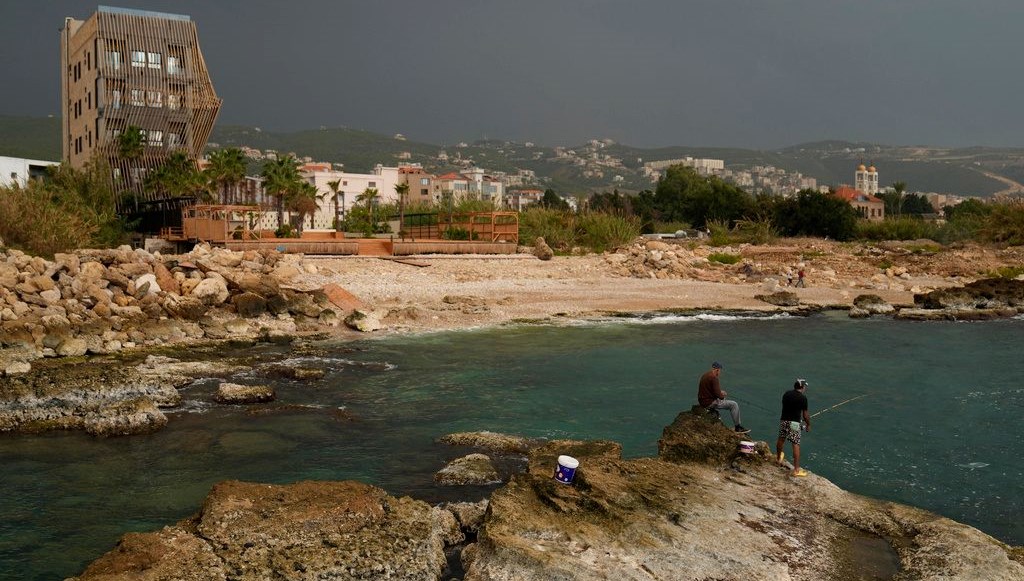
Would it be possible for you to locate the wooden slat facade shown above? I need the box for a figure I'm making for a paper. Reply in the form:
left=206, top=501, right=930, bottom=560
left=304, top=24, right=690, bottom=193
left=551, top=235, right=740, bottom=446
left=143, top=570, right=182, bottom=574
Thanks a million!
left=61, top=6, right=221, bottom=209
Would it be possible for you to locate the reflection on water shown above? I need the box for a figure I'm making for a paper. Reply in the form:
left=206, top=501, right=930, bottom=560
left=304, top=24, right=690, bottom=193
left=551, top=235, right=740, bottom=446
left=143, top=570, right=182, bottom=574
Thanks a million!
left=1, top=312, right=1022, bottom=580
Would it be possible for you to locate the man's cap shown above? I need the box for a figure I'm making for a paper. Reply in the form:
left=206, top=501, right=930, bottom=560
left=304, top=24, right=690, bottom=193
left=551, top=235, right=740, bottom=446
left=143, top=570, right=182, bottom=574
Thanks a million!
left=795, top=378, right=808, bottom=388
left=712, top=362, right=723, bottom=369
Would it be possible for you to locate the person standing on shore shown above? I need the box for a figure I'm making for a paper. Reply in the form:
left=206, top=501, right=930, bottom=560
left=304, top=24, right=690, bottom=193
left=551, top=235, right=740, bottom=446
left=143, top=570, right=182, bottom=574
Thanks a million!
left=697, top=362, right=749, bottom=434
left=795, top=267, right=806, bottom=288
left=776, top=378, right=811, bottom=477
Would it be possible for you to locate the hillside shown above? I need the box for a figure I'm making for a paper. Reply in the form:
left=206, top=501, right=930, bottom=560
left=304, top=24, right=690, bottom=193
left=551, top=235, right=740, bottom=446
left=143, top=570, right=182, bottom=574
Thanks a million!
left=2, top=115, right=1021, bottom=197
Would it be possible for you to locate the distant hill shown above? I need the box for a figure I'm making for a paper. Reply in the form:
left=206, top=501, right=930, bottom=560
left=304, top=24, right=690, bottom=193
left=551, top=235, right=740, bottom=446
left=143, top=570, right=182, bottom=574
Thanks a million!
left=0, top=115, right=61, bottom=161
left=2, top=115, right=1021, bottom=197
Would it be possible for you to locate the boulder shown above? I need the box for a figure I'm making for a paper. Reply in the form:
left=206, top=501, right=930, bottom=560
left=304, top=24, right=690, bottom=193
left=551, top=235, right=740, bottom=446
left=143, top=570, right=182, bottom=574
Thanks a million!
left=83, top=398, right=168, bottom=437
left=438, top=431, right=534, bottom=454
left=533, top=237, right=554, bottom=261
left=56, top=337, right=89, bottom=357
left=232, top=292, right=267, bottom=318
left=214, top=382, right=275, bottom=404
left=434, top=453, right=501, bottom=486
left=754, top=290, right=800, bottom=307
left=153, top=263, right=179, bottom=295
left=658, top=408, right=741, bottom=465
left=190, top=278, right=230, bottom=306
left=161, top=295, right=207, bottom=320
left=852, top=294, right=895, bottom=315
left=344, top=309, right=383, bottom=333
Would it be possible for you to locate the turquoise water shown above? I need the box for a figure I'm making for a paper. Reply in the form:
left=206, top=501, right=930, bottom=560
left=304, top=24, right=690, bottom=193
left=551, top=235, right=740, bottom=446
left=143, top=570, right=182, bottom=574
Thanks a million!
left=1, top=312, right=1022, bottom=580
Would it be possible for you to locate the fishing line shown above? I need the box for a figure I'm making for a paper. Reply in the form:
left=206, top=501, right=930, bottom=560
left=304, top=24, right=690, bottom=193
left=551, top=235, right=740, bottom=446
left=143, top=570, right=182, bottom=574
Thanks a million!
left=811, top=393, right=872, bottom=418
left=730, top=395, right=773, bottom=414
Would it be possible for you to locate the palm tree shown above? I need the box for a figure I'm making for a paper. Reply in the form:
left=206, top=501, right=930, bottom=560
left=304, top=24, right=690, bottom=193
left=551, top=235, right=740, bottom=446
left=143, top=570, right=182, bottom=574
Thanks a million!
left=356, top=187, right=380, bottom=235
left=287, top=181, right=320, bottom=235
left=117, top=125, right=144, bottom=160
left=891, top=181, right=907, bottom=219
left=260, top=155, right=303, bottom=229
left=327, top=179, right=342, bottom=231
left=204, top=148, right=246, bottom=204
left=145, top=151, right=203, bottom=199
left=394, top=181, right=410, bottom=239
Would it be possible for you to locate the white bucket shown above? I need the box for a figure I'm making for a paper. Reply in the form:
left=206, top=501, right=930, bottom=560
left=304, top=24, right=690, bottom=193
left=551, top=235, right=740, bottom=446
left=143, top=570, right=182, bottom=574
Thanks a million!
left=554, top=455, right=579, bottom=484
left=739, top=441, right=756, bottom=454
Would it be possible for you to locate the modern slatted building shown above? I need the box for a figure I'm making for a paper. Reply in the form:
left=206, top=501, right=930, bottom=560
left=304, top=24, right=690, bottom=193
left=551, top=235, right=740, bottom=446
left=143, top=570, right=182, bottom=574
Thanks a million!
left=60, top=6, right=221, bottom=206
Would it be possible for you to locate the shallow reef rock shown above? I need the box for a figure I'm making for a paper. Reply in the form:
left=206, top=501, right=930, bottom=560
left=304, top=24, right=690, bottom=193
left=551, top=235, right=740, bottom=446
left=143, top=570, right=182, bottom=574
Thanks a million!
left=213, top=382, right=275, bottom=405
left=71, top=413, right=1024, bottom=580
left=435, top=453, right=501, bottom=486
left=68, top=480, right=461, bottom=581
left=438, top=430, right=535, bottom=454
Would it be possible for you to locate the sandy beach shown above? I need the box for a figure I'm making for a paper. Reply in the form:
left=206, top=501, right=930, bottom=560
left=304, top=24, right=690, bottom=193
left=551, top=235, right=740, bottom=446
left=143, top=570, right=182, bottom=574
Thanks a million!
left=306, top=237, right=1022, bottom=333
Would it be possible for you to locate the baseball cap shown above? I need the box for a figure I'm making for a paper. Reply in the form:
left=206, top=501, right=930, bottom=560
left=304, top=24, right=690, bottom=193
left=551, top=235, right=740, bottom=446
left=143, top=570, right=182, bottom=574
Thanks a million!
left=712, top=362, right=723, bottom=369
left=795, top=378, right=808, bottom=388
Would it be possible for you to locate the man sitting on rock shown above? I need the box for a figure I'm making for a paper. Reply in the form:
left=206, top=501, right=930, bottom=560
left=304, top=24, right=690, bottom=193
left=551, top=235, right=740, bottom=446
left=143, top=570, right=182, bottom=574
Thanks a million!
left=697, top=361, right=749, bottom=434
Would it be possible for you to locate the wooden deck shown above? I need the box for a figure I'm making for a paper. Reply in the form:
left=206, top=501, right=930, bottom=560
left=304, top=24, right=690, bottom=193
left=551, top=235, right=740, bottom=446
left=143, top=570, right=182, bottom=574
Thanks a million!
left=223, top=237, right=517, bottom=256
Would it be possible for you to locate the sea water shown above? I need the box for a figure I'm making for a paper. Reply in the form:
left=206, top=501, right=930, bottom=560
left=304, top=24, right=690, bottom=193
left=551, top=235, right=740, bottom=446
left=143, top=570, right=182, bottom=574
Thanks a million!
left=1, top=311, right=1022, bottom=580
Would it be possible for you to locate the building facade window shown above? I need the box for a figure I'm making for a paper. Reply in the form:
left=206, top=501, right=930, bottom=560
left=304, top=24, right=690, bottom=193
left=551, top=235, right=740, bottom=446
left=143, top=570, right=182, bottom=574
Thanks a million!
left=131, top=50, right=146, bottom=68
left=167, top=132, right=180, bottom=148
left=107, top=50, right=122, bottom=70
left=111, top=89, right=121, bottom=109
left=420, top=178, right=429, bottom=185
left=146, top=90, right=163, bottom=108
left=166, top=55, right=182, bottom=75
left=148, top=130, right=163, bottom=146
left=130, top=89, right=144, bottom=106
left=166, top=94, right=180, bottom=110
left=147, top=52, right=161, bottom=69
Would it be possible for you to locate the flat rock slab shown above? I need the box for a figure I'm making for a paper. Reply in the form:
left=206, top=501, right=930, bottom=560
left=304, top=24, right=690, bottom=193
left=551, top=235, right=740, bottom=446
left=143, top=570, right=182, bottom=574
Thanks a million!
left=214, top=382, right=275, bottom=404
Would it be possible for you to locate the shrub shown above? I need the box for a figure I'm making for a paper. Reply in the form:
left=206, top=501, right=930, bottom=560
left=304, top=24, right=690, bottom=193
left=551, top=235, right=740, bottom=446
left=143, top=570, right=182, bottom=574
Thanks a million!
left=518, top=207, right=575, bottom=250
left=856, top=217, right=940, bottom=241
left=442, top=226, right=472, bottom=240
left=576, top=212, right=641, bottom=253
left=990, top=265, right=1024, bottom=279
left=0, top=159, right=129, bottom=257
left=708, top=252, right=741, bottom=265
left=732, top=216, right=777, bottom=245
left=706, top=219, right=732, bottom=246
left=274, top=223, right=296, bottom=238
left=978, top=199, right=1024, bottom=245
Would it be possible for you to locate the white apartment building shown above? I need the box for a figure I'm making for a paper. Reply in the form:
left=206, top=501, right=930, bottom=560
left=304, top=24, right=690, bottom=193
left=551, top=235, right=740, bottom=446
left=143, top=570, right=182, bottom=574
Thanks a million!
left=302, top=164, right=400, bottom=230
left=0, top=156, right=60, bottom=187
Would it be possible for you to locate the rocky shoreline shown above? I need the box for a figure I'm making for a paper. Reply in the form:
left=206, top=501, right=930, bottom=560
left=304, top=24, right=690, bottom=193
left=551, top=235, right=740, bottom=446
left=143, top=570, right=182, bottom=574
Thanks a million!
left=67, top=412, right=1024, bottom=580
left=3, top=238, right=1023, bottom=436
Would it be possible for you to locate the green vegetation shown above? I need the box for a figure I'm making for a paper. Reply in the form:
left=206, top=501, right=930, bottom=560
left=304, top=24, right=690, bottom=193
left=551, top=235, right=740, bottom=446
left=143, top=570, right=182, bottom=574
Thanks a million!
left=707, top=252, right=741, bottom=265
left=990, top=265, right=1024, bottom=279
left=0, top=160, right=130, bottom=256
left=518, top=206, right=640, bottom=253
left=855, top=217, right=941, bottom=242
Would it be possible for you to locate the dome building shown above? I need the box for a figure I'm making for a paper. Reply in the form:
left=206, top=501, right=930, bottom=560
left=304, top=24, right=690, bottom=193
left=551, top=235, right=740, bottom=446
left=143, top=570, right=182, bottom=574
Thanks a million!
left=855, top=163, right=880, bottom=195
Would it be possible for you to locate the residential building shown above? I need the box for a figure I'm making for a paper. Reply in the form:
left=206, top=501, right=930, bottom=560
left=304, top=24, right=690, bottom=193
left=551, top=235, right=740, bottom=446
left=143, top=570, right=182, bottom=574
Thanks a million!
left=302, top=164, right=400, bottom=230
left=60, top=6, right=221, bottom=203
left=834, top=185, right=885, bottom=220
left=0, top=156, right=60, bottom=188
left=398, top=165, right=439, bottom=206
left=505, top=188, right=544, bottom=211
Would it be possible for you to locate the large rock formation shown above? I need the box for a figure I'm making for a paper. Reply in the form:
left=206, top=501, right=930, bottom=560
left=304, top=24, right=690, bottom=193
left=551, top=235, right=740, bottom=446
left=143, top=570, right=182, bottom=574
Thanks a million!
left=68, top=480, right=462, bottom=581
left=462, top=412, right=1024, bottom=580
left=69, top=415, right=1024, bottom=580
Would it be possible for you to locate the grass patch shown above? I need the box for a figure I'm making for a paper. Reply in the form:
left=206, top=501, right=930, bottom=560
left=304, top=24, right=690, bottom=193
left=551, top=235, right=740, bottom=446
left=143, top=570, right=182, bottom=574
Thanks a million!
left=708, top=252, right=741, bottom=265
left=990, top=266, right=1024, bottom=279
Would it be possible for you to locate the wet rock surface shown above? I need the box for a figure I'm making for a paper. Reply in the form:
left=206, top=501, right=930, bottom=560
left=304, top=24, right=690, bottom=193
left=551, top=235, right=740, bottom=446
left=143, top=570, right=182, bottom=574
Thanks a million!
left=68, top=480, right=461, bottom=581
left=435, top=453, right=502, bottom=486
left=69, top=416, right=1024, bottom=580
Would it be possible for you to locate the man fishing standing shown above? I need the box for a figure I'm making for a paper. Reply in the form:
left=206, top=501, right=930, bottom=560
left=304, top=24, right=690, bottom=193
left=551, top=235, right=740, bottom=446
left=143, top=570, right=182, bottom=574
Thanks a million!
left=777, top=378, right=811, bottom=477
left=697, top=362, right=749, bottom=434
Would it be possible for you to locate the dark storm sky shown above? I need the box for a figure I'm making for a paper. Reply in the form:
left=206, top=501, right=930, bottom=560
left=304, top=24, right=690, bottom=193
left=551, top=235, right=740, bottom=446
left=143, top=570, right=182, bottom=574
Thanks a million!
left=2, top=0, right=1022, bottom=148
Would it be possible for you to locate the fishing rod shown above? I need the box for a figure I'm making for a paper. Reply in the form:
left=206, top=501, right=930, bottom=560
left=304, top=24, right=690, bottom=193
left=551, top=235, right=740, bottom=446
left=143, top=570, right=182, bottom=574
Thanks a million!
left=731, top=394, right=773, bottom=414
left=811, top=393, right=871, bottom=418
